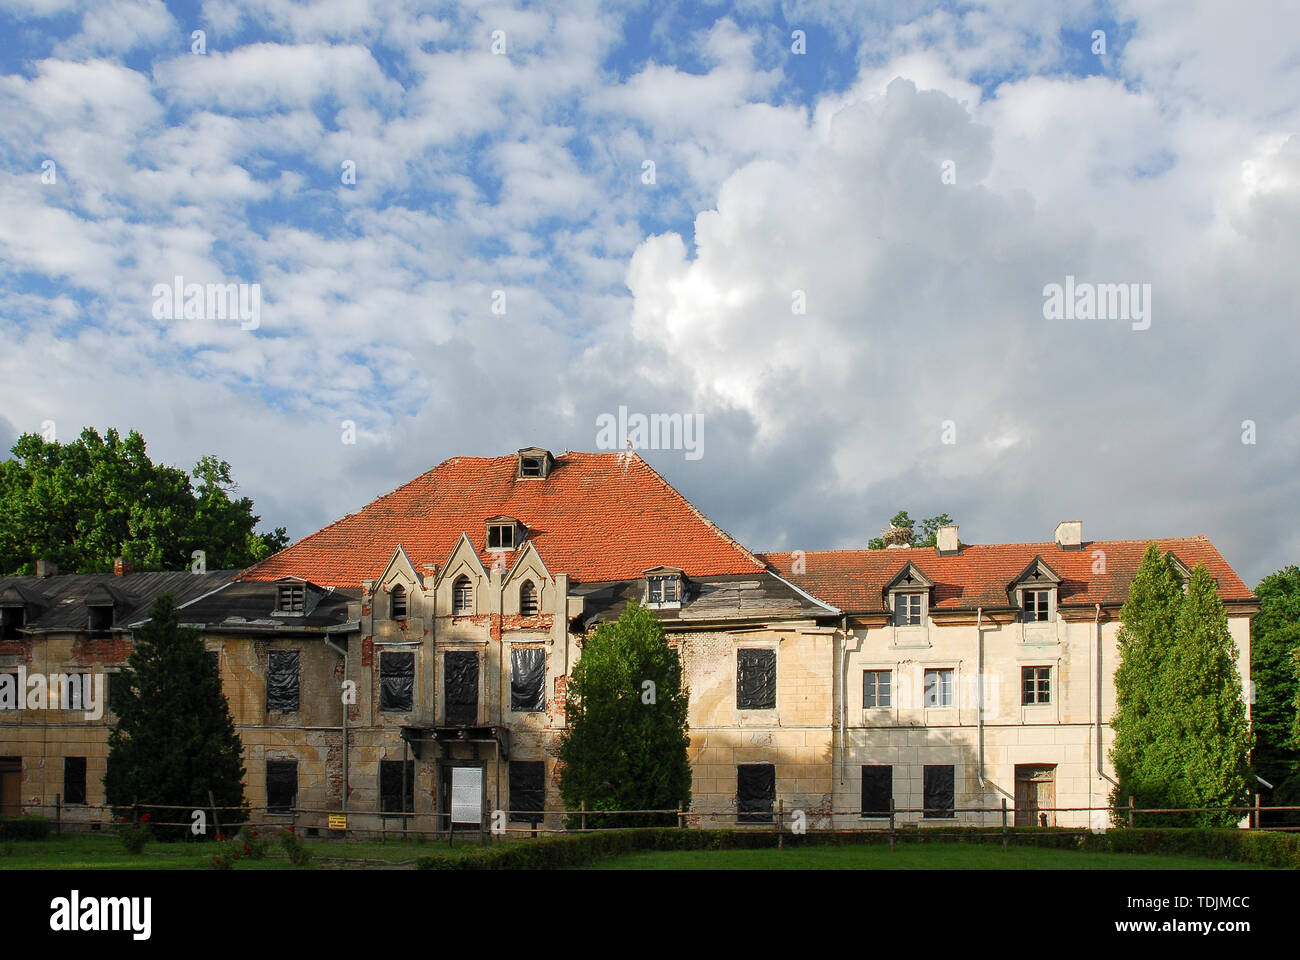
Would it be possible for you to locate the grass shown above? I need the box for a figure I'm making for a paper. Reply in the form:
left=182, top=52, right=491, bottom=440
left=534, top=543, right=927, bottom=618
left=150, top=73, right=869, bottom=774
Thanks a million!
left=586, top=844, right=1278, bottom=870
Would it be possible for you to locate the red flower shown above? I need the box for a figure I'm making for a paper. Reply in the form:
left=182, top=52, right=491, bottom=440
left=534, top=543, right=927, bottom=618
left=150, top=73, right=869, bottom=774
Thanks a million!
left=216, top=833, right=225, bottom=841
left=286, top=826, right=295, bottom=834
left=140, top=812, right=151, bottom=822
left=243, top=844, right=250, bottom=853
left=250, top=830, right=258, bottom=838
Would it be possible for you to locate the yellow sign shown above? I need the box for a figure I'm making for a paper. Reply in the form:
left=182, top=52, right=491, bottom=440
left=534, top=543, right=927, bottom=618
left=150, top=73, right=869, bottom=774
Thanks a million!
left=328, top=814, right=347, bottom=830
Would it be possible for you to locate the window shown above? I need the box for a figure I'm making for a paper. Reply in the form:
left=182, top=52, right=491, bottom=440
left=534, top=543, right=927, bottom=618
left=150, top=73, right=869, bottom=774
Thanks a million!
left=520, top=457, right=543, bottom=477
left=737, top=764, right=775, bottom=823
left=511, top=648, right=545, bottom=712
left=647, top=575, right=680, bottom=605
left=444, top=651, right=479, bottom=725
left=736, top=649, right=776, bottom=710
left=88, top=604, right=113, bottom=636
left=519, top=580, right=538, bottom=617
left=1022, top=666, right=1051, bottom=705
left=863, top=670, right=892, bottom=708
left=267, top=651, right=300, bottom=712
left=923, top=764, right=955, bottom=819
left=391, top=584, right=407, bottom=619
left=277, top=582, right=305, bottom=613
left=380, top=652, right=415, bottom=712
left=509, top=761, right=546, bottom=823
left=487, top=523, right=514, bottom=549
left=1022, top=589, right=1051, bottom=622
left=379, top=759, right=415, bottom=813
left=63, top=757, right=87, bottom=805
left=894, top=593, right=924, bottom=626
left=0, top=606, right=23, bottom=641
left=0, top=672, right=18, bottom=711
left=266, top=760, right=298, bottom=813
left=452, top=576, right=473, bottom=615
left=861, top=765, right=893, bottom=817
left=923, top=668, right=954, bottom=708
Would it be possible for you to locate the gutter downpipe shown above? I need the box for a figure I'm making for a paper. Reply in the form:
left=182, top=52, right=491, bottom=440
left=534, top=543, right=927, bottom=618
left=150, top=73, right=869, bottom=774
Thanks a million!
left=840, top=615, right=849, bottom=787
left=324, top=635, right=349, bottom=813
left=976, top=608, right=985, bottom=789
left=1095, top=603, right=1120, bottom=790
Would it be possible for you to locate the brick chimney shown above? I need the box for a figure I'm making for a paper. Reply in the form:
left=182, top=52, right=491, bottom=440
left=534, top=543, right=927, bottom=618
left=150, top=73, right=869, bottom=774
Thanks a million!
left=935, top=525, right=960, bottom=556
left=1054, top=521, right=1082, bottom=550
left=114, top=557, right=134, bottom=577
left=36, top=559, right=58, bottom=578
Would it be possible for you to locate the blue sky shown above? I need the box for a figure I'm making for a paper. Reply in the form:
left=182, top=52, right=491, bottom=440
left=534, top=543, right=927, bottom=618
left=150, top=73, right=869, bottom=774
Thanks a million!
left=1, top=0, right=1298, bottom=586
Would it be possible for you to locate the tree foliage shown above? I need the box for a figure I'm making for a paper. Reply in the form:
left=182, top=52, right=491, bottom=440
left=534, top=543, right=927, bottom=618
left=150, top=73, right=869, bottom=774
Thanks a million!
left=104, top=595, right=246, bottom=840
left=1250, top=567, right=1300, bottom=800
left=867, top=510, right=954, bottom=549
left=0, top=427, right=287, bottom=574
left=558, top=603, right=691, bottom=827
left=1110, top=544, right=1253, bottom=826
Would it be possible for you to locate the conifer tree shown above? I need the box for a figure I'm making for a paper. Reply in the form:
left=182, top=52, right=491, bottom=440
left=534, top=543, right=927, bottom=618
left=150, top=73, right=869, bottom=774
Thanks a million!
left=105, top=594, right=245, bottom=839
left=558, top=602, right=691, bottom=827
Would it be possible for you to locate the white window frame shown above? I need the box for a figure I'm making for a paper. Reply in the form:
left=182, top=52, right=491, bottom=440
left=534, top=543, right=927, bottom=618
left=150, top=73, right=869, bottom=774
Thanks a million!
left=863, top=669, right=892, bottom=709
left=923, top=667, right=955, bottom=708
left=1020, top=587, right=1054, bottom=623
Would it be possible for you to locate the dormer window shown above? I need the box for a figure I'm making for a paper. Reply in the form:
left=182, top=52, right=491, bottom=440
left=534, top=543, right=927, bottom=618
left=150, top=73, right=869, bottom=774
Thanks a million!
left=644, top=567, right=685, bottom=609
left=1022, top=589, right=1051, bottom=622
left=885, top=562, right=934, bottom=626
left=516, top=447, right=554, bottom=479
left=894, top=593, right=924, bottom=626
left=520, top=457, right=543, bottom=477
left=88, top=604, right=113, bottom=637
left=391, top=584, right=407, bottom=620
left=1010, top=557, right=1061, bottom=624
left=488, top=524, right=514, bottom=549
left=1, top=605, right=25, bottom=641
left=277, top=582, right=305, bottom=614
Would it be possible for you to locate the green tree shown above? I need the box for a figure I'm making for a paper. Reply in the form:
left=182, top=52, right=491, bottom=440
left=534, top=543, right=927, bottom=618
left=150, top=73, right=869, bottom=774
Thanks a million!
left=0, top=427, right=286, bottom=574
left=105, top=594, right=246, bottom=840
left=867, top=510, right=954, bottom=549
left=1251, top=566, right=1300, bottom=821
left=1110, top=545, right=1253, bottom=826
left=558, top=602, right=691, bottom=827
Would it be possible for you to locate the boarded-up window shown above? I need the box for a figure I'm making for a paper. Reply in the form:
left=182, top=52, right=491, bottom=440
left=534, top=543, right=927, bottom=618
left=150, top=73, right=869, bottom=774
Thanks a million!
left=923, top=764, right=955, bottom=819
left=736, top=649, right=776, bottom=710
left=511, top=649, right=545, bottom=712
left=379, top=759, right=414, bottom=813
left=277, top=582, right=305, bottom=613
left=266, top=760, right=298, bottom=812
left=63, top=756, right=87, bottom=805
left=737, top=763, right=775, bottom=823
left=861, top=765, right=892, bottom=817
left=453, top=576, right=473, bottom=615
left=444, top=651, right=478, bottom=725
left=509, top=760, right=546, bottom=822
left=380, top=652, right=415, bottom=712
left=519, top=580, right=538, bottom=616
left=267, top=651, right=300, bottom=712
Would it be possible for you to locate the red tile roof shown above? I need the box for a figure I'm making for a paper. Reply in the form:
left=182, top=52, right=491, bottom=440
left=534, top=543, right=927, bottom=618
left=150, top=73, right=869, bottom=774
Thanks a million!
left=759, top=538, right=1253, bottom=613
left=240, top=452, right=765, bottom=587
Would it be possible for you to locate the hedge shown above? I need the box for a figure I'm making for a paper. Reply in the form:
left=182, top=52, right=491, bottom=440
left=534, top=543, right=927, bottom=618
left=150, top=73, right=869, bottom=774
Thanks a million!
left=414, top=826, right=1300, bottom=870
left=0, top=815, right=51, bottom=841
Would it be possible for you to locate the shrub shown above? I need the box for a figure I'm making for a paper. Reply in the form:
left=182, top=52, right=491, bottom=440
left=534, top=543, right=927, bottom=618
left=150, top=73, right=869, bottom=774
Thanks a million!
left=238, top=826, right=269, bottom=860
left=280, top=826, right=312, bottom=866
left=117, top=813, right=152, bottom=854
left=0, top=815, right=50, bottom=841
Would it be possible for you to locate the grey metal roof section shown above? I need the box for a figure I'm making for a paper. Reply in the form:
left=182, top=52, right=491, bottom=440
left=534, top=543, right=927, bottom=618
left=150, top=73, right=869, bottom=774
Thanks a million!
left=178, top=579, right=360, bottom=632
left=0, top=570, right=241, bottom=633
left=574, top=572, right=830, bottom=629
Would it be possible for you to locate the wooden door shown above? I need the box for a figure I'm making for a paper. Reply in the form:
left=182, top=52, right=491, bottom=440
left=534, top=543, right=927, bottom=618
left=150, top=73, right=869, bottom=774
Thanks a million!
left=1014, top=764, right=1056, bottom=826
left=0, top=758, right=20, bottom=817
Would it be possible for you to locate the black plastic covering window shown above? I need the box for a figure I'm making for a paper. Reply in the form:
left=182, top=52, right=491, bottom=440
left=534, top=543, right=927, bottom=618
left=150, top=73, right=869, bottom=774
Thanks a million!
left=267, top=651, right=300, bottom=712
left=923, top=765, right=955, bottom=819
left=266, top=760, right=298, bottom=811
left=509, top=761, right=546, bottom=822
left=736, top=649, right=776, bottom=710
left=444, top=652, right=478, bottom=725
left=510, top=649, right=546, bottom=712
left=737, top=764, right=775, bottom=823
left=380, top=652, right=415, bottom=712
left=63, top=756, right=86, bottom=805
left=379, top=759, right=415, bottom=813
left=861, top=765, right=893, bottom=817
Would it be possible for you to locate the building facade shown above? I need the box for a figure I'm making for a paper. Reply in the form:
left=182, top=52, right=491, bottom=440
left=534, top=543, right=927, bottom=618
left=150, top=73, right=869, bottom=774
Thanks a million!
left=0, top=449, right=1257, bottom=832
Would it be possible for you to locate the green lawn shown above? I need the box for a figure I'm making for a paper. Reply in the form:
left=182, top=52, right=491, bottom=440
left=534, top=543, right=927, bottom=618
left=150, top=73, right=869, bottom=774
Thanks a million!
left=0, top=833, right=503, bottom=870
left=586, top=844, right=1276, bottom=870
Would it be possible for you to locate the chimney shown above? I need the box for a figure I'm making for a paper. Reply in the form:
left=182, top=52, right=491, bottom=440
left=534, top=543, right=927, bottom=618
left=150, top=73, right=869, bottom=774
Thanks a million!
left=935, top=525, right=959, bottom=556
left=36, top=559, right=58, bottom=578
left=114, top=557, right=134, bottom=577
left=1054, top=521, right=1082, bottom=550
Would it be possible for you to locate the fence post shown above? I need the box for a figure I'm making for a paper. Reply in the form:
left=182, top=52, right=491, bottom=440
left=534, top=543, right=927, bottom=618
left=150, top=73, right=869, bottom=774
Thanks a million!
left=1254, top=792, right=1261, bottom=830
left=777, top=798, right=784, bottom=850
left=1127, top=796, right=1134, bottom=829
left=889, top=798, right=895, bottom=852
left=677, top=802, right=683, bottom=829
left=208, top=789, right=221, bottom=839
left=55, top=794, right=62, bottom=836
left=580, top=800, right=586, bottom=832
left=1001, top=797, right=1008, bottom=852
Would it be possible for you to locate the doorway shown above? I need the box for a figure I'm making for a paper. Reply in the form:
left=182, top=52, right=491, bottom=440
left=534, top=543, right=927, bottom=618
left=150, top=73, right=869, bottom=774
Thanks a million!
left=1014, top=764, right=1056, bottom=826
left=0, top=757, right=21, bottom=817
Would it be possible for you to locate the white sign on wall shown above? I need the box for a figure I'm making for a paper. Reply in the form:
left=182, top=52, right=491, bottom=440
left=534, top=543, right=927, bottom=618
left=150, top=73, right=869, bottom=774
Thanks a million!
left=451, top=767, right=483, bottom=825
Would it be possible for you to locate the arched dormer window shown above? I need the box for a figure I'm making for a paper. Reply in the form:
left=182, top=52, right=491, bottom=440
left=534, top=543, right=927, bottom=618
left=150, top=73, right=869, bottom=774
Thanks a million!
left=391, top=584, right=407, bottom=620
left=520, top=580, right=538, bottom=616
left=453, top=576, right=473, bottom=615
